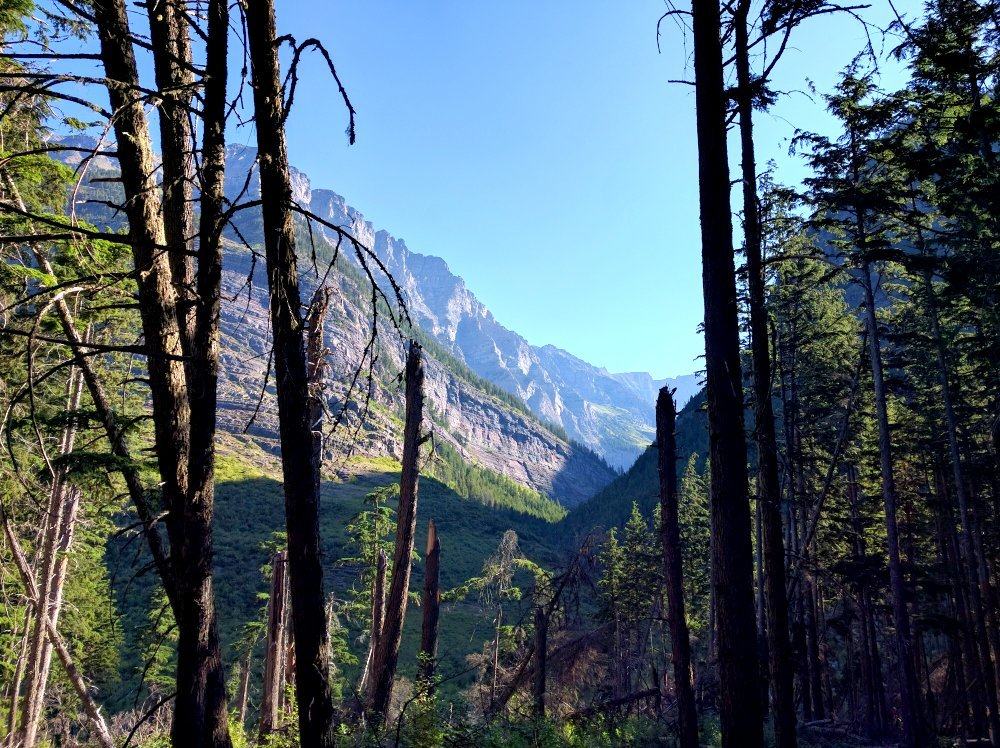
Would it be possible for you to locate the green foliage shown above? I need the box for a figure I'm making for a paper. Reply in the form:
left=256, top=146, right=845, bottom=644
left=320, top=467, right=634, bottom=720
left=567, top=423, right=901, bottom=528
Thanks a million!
left=597, top=505, right=660, bottom=630
left=559, top=389, right=708, bottom=538
left=677, top=455, right=711, bottom=635
left=136, top=587, right=177, bottom=696
left=397, top=680, right=446, bottom=748
left=427, top=439, right=566, bottom=522
left=447, top=715, right=675, bottom=747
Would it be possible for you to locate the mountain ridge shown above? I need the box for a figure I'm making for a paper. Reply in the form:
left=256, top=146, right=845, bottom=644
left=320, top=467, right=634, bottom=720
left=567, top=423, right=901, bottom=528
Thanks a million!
left=56, top=138, right=618, bottom=507
left=231, top=145, right=700, bottom=468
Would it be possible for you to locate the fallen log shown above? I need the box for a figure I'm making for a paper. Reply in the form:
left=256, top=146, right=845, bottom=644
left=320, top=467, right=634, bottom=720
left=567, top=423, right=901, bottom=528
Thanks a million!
left=566, top=687, right=660, bottom=722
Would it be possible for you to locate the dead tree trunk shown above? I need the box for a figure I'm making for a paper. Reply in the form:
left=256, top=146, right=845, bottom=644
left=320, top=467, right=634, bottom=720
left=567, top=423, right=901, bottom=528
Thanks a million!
left=20, top=364, right=84, bottom=748
left=1, top=511, right=114, bottom=748
left=533, top=606, right=547, bottom=719
left=91, top=3, right=232, bottom=744
left=655, top=388, right=699, bottom=748
left=360, top=549, right=388, bottom=697
left=419, top=519, right=441, bottom=685
left=369, top=341, right=425, bottom=723
left=259, top=550, right=289, bottom=739
left=6, top=614, right=31, bottom=739
left=244, top=1, right=336, bottom=742
left=691, top=0, right=763, bottom=741
left=236, top=651, right=252, bottom=727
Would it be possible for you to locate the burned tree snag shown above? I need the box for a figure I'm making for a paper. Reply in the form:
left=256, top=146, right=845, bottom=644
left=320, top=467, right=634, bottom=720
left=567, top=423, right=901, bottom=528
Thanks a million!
left=259, top=550, right=289, bottom=739
left=656, top=388, right=699, bottom=748
left=369, top=341, right=425, bottom=723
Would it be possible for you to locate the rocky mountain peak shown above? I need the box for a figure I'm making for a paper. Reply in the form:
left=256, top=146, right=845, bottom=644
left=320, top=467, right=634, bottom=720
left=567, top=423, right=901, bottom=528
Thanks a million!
left=215, top=143, right=698, bottom=469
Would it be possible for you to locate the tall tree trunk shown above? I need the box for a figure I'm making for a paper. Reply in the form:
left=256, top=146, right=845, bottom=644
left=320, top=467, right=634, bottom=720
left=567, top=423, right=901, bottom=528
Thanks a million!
left=754, top=499, right=771, bottom=722
left=733, top=4, right=797, bottom=744
left=791, top=505, right=813, bottom=723
left=798, top=471, right=824, bottom=724
left=369, top=341, right=425, bottom=723
left=690, top=0, right=763, bottom=741
left=656, top=388, right=700, bottom=748
left=932, top=468, right=987, bottom=739
left=804, top=581, right=825, bottom=720
left=90, top=2, right=231, bottom=744
left=244, top=1, right=336, bottom=742
left=858, top=260, right=923, bottom=746
left=847, top=464, right=886, bottom=738
left=147, top=0, right=195, bottom=355
left=419, top=520, right=441, bottom=685
left=181, top=0, right=233, bottom=740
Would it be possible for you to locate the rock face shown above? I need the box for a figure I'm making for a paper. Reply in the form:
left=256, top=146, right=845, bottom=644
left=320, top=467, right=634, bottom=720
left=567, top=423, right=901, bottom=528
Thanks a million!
left=223, top=146, right=699, bottom=469
left=215, top=235, right=613, bottom=507
left=55, top=138, right=692, bottom=506
left=55, top=138, right=616, bottom=507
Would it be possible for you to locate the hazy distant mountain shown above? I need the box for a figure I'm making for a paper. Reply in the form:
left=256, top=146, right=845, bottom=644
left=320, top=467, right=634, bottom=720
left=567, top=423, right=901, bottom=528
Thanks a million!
left=245, top=149, right=699, bottom=468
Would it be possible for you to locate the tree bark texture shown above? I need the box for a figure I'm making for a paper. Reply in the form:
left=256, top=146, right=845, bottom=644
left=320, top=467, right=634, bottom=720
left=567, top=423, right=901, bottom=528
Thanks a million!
left=245, top=1, right=337, bottom=741
left=691, top=0, right=764, bottom=741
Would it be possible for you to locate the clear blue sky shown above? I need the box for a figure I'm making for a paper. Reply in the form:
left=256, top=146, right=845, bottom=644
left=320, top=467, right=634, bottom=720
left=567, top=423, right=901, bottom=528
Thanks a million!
left=244, top=1, right=914, bottom=379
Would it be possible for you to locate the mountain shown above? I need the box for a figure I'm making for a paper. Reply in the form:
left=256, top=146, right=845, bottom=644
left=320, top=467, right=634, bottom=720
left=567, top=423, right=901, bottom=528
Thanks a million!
left=58, top=139, right=617, bottom=508
left=222, top=147, right=699, bottom=469
left=558, top=389, right=708, bottom=541
left=213, top=236, right=615, bottom=507
left=54, top=136, right=710, bottom=709
left=60, top=137, right=697, bottom=471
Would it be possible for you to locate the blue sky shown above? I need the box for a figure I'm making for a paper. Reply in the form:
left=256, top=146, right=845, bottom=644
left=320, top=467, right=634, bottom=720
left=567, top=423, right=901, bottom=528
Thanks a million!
left=237, top=1, right=914, bottom=379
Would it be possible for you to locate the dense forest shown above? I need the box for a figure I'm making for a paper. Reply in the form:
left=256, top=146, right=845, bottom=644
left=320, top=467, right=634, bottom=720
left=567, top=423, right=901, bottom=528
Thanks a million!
left=2, top=0, right=1000, bottom=746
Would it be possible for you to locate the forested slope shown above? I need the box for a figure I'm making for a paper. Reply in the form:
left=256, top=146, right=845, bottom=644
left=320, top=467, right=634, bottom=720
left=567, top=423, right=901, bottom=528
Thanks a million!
left=558, top=390, right=708, bottom=539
